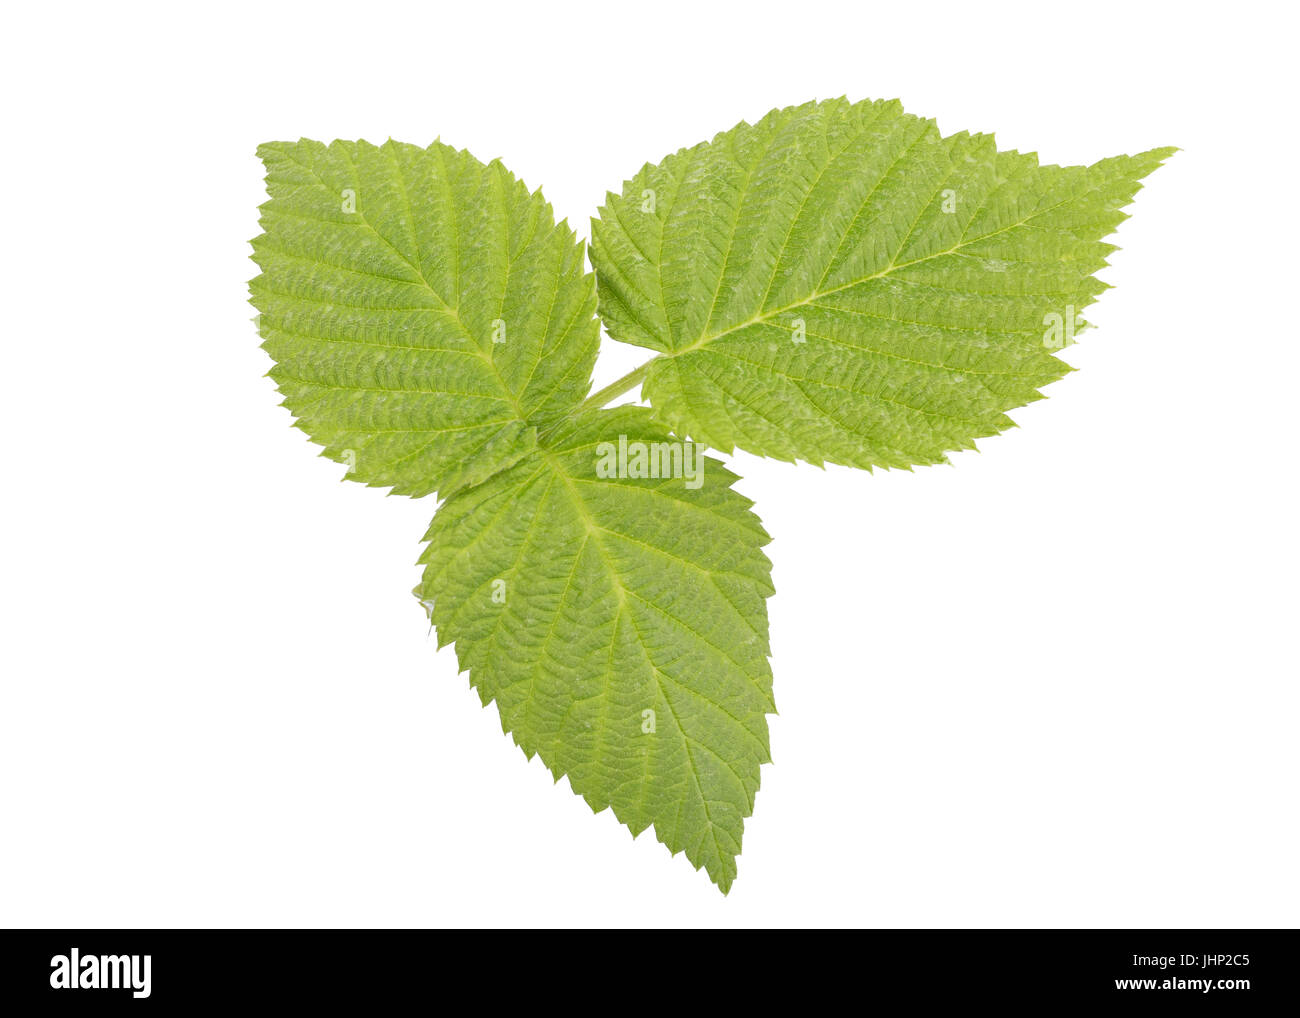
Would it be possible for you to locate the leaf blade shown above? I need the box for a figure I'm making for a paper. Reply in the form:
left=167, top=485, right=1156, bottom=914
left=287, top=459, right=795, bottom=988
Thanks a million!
left=591, top=99, right=1174, bottom=467
left=251, top=139, right=599, bottom=497
left=418, top=405, right=774, bottom=891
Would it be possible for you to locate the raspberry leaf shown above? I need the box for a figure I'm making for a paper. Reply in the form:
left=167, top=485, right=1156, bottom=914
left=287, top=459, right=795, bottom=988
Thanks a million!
left=591, top=98, right=1174, bottom=468
left=418, top=405, right=774, bottom=892
left=252, top=139, right=598, bottom=497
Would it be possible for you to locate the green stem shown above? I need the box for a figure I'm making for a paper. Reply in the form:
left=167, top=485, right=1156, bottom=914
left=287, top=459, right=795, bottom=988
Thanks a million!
left=577, top=361, right=652, bottom=413
left=537, top=357, right=658, bottom=443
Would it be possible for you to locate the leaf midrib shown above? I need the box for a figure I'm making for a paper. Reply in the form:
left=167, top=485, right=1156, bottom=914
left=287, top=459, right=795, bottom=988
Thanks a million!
left=667, top=195, right=1073, bottom=363
left=537, top=445, right=768, bottom=878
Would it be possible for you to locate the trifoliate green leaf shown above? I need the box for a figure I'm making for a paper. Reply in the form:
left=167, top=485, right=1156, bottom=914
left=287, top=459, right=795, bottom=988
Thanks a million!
left=251, top=139, right=598, bottom=497
left=591, top=98, right=1174, bottom=468
left=418, top=405, right=774, bottom=892
left=250, top=110, right=1170, bottom=895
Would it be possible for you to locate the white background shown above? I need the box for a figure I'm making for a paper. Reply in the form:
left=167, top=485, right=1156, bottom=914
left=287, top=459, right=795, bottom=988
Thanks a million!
left=3, top=1, right=1296, bottom=929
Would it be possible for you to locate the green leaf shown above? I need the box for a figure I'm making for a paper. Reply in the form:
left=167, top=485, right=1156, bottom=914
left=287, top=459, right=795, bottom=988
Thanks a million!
left=417, top=405, right=774, bottom=892
left=251, top=139, right=599, bottom=497
left=249, top=111, right=1170, bottom=894
left=590, top=98, right=1174, bottom=468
